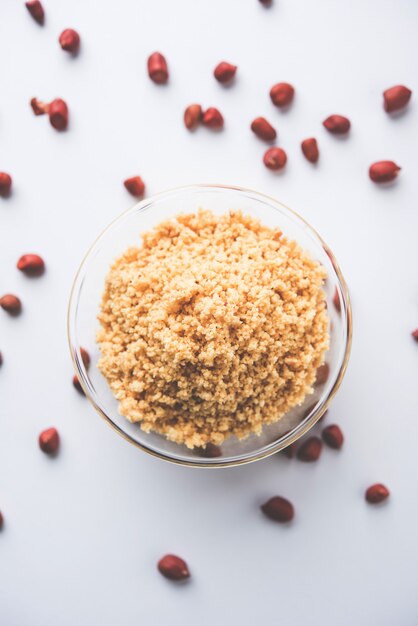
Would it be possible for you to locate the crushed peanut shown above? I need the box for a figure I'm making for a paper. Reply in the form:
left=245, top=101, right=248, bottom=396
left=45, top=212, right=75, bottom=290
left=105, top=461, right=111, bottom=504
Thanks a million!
left=97, top=210, right=329, bottom=448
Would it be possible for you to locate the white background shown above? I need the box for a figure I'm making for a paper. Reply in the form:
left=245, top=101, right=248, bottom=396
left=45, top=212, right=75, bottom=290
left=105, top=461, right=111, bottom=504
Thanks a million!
left=1, top=0, right=418, bottom=624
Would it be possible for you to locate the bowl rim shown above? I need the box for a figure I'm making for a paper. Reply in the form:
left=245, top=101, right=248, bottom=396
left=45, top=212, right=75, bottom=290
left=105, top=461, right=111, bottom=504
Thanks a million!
left=67, top=183, right=352, bottom=468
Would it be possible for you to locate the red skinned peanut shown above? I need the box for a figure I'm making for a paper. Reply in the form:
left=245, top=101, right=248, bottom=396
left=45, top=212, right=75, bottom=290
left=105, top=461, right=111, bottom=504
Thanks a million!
left=202, top=107, right=224, bottom=129
left=270, top=83, right=294, bottom=107
left=365, top=483, right=390, bottom=504
left=369, top=161, right=400, bottom=183
left=316, top=363, right=329, bottom=385
left=261, top=496, right=294, bottom=522
left=17, top=254, right=45, bottom=276
left=25, top=0, right=44, bottom=24
left=214, top=62, right=237, bottom=84
left=48, top=99, right=68, bottom=130
left=184, top=104, right=202, bottom=130
left=39, top=427, right=59, bottom=454
left=301, top=138, right=319, bottom=163
left=383, top=85, right=412, bottom=113
left=73, top=375, right=85, bottom=395
left=297, top=436, right=322, bottom=462
left=263, top=147, right=287, bottom=170
left=323, top=115, right=350, bottom=134
left=322, top=424, right=344, bottom=449
left=0, top=295, right=22, bottom=316
left=333, top=288, right=341, bottom=312
left=30, top=97, right=48, bottom=116
left=0, top=173, right=12, bottom=196
left=147, top=52, right=168, bottom=84
left=158, top=555, right=190, bottom=581
left=251, top=117, right=276, bottom=141
left=59, top=29, right=80, bottom=53
left=124, top=176, right=145, bottom=198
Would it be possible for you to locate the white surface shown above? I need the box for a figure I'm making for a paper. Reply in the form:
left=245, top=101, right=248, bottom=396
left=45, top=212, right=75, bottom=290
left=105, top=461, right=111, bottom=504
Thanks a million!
left=0, top=0, right=417, bottom=624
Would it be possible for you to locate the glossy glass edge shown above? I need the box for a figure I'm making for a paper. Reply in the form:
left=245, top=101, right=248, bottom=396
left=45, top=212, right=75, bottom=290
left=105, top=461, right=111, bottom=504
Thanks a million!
left=67, top=183, right=353, bottom=468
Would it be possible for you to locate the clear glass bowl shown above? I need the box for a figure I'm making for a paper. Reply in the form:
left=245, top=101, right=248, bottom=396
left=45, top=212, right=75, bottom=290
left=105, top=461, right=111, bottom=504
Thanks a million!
left=68, top=185, right=352, bottom=467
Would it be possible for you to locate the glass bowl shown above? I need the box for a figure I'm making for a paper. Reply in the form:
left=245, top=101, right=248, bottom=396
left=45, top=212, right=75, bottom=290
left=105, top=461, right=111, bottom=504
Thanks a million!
left=68, top=184, right=352, bottom=468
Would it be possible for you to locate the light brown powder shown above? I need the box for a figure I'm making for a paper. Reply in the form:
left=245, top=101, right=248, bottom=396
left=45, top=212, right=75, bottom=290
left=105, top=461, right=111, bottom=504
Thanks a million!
left=97, top=210, right=329, bottom=448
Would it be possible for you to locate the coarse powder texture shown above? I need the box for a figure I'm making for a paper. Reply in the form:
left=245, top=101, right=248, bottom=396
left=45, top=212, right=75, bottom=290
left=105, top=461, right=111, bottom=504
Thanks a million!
left=97, top=210, right=329, bottom=448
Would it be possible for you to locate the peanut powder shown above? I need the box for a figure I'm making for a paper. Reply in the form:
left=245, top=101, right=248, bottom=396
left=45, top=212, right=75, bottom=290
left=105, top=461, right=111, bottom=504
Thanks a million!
left=97, top=210, right=329, bottom=448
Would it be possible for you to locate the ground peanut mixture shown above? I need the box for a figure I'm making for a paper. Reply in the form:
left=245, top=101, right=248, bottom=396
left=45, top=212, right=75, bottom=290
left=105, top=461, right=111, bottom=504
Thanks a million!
left=97, top=210, right=329, bottom=448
